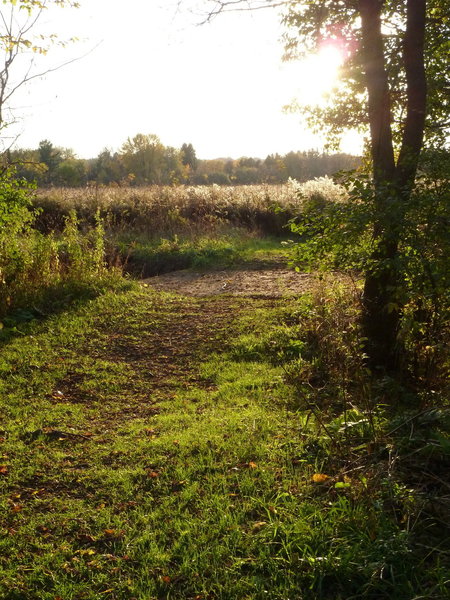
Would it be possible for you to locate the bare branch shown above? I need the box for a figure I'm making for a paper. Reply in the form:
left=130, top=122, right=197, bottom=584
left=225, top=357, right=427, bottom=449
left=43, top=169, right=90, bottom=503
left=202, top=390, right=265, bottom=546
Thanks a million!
left=2, top=42, right=101, bottom=110
left=199, top=0, right=288, bottom=24
left=0, top=2, right=85, bottom=133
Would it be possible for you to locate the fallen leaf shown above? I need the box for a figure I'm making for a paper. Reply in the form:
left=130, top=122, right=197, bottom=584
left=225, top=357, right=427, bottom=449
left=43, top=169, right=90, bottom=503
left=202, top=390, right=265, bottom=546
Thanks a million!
left=161, top=575, right=171, bottom=584
left=248, top=461, right=257, bottom=469
left=0, top=465, right=8, bottom=475
left=312, top=473, right=330, bottom=483
left=147, top=470, right=159, bottom=479
left=37, top=526, right=49, bottom=534
left=251, top=521, right=267, bottom=531
left=104, top=529, right=124, bottom=539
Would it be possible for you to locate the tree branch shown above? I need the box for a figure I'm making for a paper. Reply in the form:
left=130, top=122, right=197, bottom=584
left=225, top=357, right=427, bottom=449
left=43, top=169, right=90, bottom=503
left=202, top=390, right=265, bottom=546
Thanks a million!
left=199, top=0, right=288, bottom=24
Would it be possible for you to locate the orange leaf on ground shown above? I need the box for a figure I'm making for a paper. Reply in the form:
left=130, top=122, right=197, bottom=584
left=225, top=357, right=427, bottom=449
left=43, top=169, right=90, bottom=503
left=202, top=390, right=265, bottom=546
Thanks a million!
left=0, top=465, right=8, bottom=475
left=248, top=461, right=257, bottom=469
left=312, top=473, right=330, bottom=483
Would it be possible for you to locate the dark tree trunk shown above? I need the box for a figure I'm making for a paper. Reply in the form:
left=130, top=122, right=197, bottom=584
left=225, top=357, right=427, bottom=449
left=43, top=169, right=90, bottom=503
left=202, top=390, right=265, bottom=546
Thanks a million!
left=359, top=0, right=396, bottom=185
left=396, top=0, right=427, bottom=193
left=359, top=0, right=400, bottom=370
left=359, top=0, right=427, bottom=372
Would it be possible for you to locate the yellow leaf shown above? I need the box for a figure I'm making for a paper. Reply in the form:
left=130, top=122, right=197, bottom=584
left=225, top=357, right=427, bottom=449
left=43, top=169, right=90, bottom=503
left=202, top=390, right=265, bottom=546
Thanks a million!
left=312, top=473, right=329, bottom=483
left=252, top=521, right=267, bottom=531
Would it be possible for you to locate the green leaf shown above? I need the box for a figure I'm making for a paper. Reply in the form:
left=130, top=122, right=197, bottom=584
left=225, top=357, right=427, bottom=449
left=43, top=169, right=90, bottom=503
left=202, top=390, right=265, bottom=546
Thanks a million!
left=334, top=481, right=351, bottom=489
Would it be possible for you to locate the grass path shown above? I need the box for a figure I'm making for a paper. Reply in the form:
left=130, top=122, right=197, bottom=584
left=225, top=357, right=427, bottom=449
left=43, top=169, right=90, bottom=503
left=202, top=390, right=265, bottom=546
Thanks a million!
left=0, top=288, right=300, bottom=599
left=0, top=285, right=447, bottom=599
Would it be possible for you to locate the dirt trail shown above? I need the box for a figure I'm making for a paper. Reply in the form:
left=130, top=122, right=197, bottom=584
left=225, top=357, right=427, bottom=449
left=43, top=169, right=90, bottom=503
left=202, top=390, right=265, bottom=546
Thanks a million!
left=142, top=264, right=317, bottom=298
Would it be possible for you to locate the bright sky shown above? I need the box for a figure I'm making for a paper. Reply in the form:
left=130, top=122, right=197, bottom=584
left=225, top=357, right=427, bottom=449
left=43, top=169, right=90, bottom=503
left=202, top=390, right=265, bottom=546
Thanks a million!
left=8, top=0, right=363, bottom=159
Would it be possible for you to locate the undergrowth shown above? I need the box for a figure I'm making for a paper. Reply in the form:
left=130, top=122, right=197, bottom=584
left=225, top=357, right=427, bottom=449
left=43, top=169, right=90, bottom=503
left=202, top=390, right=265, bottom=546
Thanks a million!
left=0, top=207, right=125, bottom=322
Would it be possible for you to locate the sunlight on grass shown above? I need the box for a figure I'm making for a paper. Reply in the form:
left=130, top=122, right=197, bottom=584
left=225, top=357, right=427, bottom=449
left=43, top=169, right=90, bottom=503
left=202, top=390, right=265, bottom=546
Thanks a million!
left=0, top=285, right=447, bottom=598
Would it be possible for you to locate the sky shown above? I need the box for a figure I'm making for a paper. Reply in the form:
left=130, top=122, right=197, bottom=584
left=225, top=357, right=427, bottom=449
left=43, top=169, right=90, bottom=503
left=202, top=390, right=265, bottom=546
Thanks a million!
left=6, top=0, right=363, bottom=160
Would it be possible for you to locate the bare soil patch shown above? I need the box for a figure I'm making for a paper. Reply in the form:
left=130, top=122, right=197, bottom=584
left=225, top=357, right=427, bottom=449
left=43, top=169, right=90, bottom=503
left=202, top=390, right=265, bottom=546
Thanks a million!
left=142, top=265, right=316, bottom=298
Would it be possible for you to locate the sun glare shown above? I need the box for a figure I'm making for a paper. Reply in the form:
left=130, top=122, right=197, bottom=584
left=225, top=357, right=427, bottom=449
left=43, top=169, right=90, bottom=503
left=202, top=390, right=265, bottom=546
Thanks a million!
left=287, top=44, right=345, bottom=106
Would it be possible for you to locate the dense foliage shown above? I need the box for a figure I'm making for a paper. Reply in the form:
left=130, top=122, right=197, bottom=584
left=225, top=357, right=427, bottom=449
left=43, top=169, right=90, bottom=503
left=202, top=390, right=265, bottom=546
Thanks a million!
left=289, top=150, right=449, bottom=385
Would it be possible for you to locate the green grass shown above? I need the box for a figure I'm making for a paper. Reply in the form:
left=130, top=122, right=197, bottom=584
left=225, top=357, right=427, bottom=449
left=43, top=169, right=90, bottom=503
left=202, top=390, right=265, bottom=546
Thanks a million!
left=117, top=231, right=293, bottom=277
left=0, top=286, right=448, bottom=599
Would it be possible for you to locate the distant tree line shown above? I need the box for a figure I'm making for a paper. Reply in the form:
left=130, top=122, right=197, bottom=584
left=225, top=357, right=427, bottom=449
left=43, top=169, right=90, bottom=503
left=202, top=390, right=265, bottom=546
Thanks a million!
left=8, top=133, right=361, bottom=187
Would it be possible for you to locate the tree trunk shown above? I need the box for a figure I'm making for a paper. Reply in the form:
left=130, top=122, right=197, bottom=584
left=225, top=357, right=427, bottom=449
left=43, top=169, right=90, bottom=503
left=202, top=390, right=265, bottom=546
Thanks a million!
left=359, top=0, right=427, bottom=372
left=359, top=0, right=400, bottom=370
left=396, top=0, right=427, bottom=193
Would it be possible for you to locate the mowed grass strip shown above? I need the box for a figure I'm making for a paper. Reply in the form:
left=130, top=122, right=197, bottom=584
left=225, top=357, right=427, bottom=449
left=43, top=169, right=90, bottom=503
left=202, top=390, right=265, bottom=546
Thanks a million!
left=0, top=287, right=438, bottom=600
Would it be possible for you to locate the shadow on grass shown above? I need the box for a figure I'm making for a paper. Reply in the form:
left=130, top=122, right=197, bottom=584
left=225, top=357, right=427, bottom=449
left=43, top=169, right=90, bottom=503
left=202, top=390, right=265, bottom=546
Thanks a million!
left=0, top=277, right=135, bottom=345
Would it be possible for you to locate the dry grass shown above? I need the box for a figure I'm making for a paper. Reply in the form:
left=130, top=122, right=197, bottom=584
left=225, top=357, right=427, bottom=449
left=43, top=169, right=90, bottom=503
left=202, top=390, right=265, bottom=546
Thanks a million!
left=33, top=179, right=348, bottom=236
